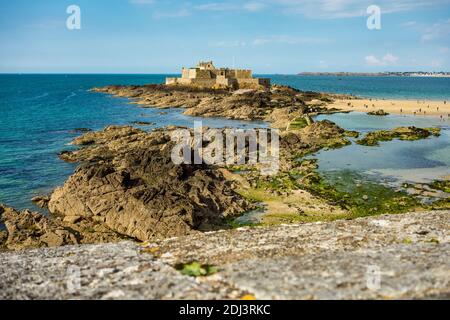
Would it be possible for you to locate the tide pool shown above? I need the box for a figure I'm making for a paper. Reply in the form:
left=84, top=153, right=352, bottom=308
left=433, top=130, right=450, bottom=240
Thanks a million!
left=313, top=112, right=450, bottom=186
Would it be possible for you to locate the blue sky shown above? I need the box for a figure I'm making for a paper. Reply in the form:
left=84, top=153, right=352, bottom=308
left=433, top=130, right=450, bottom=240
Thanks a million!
left=0, top=0, right=449, bottom=73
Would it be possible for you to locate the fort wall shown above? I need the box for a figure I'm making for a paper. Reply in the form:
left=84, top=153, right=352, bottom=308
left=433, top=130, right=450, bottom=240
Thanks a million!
left=166, top=61, right=270, bottom=89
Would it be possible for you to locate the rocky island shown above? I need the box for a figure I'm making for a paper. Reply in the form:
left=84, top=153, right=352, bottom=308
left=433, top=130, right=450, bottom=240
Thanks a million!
left=0, top=63, right=448, bottom=300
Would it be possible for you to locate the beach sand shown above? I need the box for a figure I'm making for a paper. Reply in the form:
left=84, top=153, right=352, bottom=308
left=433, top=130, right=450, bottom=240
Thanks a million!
left=327, top=98, right=450, bottom=118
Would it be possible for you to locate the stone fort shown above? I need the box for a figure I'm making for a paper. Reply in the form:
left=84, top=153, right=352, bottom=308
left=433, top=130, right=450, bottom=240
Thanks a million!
left=166, top=61, right=270, bottom=89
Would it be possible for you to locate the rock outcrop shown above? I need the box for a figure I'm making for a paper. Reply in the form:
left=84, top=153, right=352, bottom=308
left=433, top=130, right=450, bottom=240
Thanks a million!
left=0, top=204, right=125, bottom=251
left=0, top=204, right=78, bottom=250
left=48, top=126, right=251, bottom=242
left=281, top=120, right=353, bottom=160
left=91, top=84, right=345, bottom=128
left=2, top=120, right=356, bottom=250
left=356, top=126, right=441, bottom=146
left=368, top=109, right=389, bottom=116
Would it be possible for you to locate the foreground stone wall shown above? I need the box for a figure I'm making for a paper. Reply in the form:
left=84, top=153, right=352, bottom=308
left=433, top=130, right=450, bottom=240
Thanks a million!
left=0, top=210, right=448, bottom=299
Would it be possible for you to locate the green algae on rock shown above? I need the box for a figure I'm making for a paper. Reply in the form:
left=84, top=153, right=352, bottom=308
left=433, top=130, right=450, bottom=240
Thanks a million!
left=175, top=262, right=219, bottom=277
left=300, top=170, right=422, bottom=218
left=367, top=109, right=389, bottom=116
left=429, top=180, right=450, bottom=193
left=356, top=126, right=441, bottom=146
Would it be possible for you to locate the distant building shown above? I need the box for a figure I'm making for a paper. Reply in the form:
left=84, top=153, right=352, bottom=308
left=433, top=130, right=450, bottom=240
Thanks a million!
left=166, top=61, right=270, bottom=89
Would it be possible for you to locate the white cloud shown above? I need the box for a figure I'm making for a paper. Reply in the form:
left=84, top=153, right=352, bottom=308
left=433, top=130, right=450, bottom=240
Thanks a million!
left=268, top=0, right=450, bottom=19
left=129, top=0, right=155, bottom=5
left=211, top=40, right=248, bottom=47
left=401, top=21, right=416, bottom=27
left=243, top=2, right=267, bottom=11
left=195, top=1, right=267, bottom=12
left=251, top=35, right=331, bottom=45
left=382, top=53, right=399, bottom=64
left=153, top=9, right=190, bottom=19
left=210, top=35, right=330, bottom=47
left=421, top=19, right=450, bottom=42
left=430, top=59, right=442, bottom=68
left=365, top=55, right=384, bottom=66
left=365, top=53, right=399, bottom=66
left=195, top=3, right=236, bottom=11
left=137, top=0, right=450, bottom=20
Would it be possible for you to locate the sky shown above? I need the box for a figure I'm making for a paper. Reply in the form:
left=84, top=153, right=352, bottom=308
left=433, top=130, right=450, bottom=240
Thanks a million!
left=0, top=0, right=449, bottom=74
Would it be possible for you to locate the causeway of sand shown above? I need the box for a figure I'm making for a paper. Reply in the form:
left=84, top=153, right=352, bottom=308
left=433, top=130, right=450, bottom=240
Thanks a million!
left=327, top=98, right=450, bottom=117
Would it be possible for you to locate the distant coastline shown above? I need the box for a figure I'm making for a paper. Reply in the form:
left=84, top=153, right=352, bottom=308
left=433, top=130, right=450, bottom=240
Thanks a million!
left=298, top=72, right=450, bottom=78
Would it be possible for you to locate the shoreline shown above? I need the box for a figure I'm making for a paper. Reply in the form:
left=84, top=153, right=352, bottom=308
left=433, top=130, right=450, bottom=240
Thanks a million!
left=326, top=97, right=450, bottom=117
left=1, top=83, right=449, bottom=252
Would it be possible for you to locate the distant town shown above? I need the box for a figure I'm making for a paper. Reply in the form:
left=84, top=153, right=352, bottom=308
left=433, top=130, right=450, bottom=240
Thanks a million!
left=298, top=71, right=450, bottom=77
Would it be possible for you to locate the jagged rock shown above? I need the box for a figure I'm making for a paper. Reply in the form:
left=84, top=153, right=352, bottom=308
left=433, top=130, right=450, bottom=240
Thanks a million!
left=0, top=204, right=78, bottom=250
left=131, top=121, right=155, bottom=126
left=0, top=204, right=128, bottom=251
left=356, top=126, right=441, bottom=146
left=31, top=195, right=50, bottom=208
left=63, top=215, right=82, bottom=224
left=72, top=128, right=92, bottom=133
left=280, top=120, right=351, bottom=162
left=48, top=126, right=251, bottom=242
left=91, top=84, right=344, bottom=126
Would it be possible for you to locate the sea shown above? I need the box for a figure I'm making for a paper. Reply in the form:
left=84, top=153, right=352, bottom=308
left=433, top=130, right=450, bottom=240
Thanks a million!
left=0, top=74, right=449, bottom=211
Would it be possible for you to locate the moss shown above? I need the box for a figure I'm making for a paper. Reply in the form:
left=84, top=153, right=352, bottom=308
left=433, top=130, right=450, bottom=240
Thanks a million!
left=227, top=218, right=259, bottom=229
left=402, top=238, right=413, bottom=244
left=77, top=139, right=95, bottom=146
left=0, top=231, right=7, bottom=248
left=238, top=188, right=279, bottom=203
left=254, top=174, right=298, bottom=192
left=425, top=197, right=450, bottom=210
left=175, top=262, right=218, bottom=277
left=300, top=170, right=421, bottom=218
left=368, top=109, right=389, bottom=116
left=356, top=126, right=441, bottom=146
left=261, top=211, right=350, bottom=225
left=320, top=97, right=334, bottom=103
left=324, top=137, right=352, bottom=149
left=344, top=130, right=360, bottom=138
left=226, top=164, right=256, bottom=173
left=289, top=117, right=308, bottom=129
left=428, top=180, right=450, bottom=193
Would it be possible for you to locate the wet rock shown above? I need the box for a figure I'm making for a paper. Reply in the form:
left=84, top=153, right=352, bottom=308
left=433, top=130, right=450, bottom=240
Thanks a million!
left=72, top=128, right=92, bottom=133
left=368, top=109, right=389, bottom=116
left=91, top=84, right=343, bottom=125
left=131, top=121, right=155, bottom=126
left=356, top=126, right=441, bottom=146
left=280, top=120, right=352, bottom=162
left=31, top=195, right=50, bottom=208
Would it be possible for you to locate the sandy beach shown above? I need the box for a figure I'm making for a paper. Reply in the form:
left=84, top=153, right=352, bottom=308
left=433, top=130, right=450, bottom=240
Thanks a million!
left=328, top=98, right=450, bottom=118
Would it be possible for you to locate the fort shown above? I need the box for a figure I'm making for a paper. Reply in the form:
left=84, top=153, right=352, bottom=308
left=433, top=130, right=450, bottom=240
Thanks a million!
left=166, top=61, right=270, bottom=89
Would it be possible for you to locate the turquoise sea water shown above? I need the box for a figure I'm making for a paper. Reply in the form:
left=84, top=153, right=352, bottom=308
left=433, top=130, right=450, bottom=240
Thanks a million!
left=268, top=75, right=450, bottom=100
left=0, top=74, right=266, bottom=210
left=0, top=74, right=449, bottom=211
